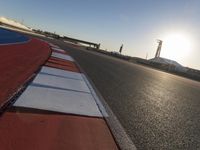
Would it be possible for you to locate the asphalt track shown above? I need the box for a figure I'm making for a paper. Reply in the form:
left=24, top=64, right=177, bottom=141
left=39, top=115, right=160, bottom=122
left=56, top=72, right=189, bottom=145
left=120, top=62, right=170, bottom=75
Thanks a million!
left=56, top=44, right=200, bottom=150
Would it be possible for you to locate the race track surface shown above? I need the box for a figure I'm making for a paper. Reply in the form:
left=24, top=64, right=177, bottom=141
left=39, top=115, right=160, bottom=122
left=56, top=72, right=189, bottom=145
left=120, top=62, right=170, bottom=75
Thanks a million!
left=62, top=45, right=200, bottom=150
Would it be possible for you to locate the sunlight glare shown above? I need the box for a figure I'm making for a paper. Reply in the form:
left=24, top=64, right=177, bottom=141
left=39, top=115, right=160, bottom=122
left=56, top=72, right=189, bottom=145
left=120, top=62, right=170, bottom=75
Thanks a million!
left=161, top=32, right=192, bottom=61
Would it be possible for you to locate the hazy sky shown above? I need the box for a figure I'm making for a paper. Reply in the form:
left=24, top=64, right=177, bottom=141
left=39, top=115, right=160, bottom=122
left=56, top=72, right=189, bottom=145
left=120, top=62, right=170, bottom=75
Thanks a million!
left=1, top=0, right=200, bottom=69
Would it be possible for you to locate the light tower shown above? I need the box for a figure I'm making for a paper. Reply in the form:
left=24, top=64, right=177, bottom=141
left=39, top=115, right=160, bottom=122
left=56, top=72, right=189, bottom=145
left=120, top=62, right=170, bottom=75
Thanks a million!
left=155, top=39, right=163, bottom=58
left=119, top=44, right=123, bottom=54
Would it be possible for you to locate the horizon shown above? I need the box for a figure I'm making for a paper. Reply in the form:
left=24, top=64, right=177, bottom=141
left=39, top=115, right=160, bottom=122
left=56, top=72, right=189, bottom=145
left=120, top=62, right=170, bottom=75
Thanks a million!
left=1, top=0, right=200, bottom=70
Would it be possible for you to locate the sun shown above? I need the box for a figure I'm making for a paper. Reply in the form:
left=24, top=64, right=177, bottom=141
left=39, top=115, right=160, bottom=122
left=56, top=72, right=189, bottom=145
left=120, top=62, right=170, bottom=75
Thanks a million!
left=161, top=32, right=192, bottom=61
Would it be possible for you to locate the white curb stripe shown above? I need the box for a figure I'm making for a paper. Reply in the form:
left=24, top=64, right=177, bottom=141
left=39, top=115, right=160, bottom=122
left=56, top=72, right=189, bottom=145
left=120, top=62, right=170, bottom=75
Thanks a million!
left=40, top=66, right=83, bottom=80
left=52, top=47, right=66, bottom=52
left=14, top=85, right=102, bottom=117
left=82, top=74, right=108, bottom=117
left=51, top=52, right=74, bottom=61
left=49, top=43, right=59, bottom=48
left=33, top=73, right=90, bottom=93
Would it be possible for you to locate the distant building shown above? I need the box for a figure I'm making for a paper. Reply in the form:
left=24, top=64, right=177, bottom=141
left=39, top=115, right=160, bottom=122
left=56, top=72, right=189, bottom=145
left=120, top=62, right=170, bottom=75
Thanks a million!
left=149, top=57, right=187, bottom=72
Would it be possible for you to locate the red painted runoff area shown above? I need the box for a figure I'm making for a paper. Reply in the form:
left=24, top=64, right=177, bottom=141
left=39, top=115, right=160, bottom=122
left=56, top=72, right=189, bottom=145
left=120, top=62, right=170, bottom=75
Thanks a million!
left=0, top=39, right=51, bottom=109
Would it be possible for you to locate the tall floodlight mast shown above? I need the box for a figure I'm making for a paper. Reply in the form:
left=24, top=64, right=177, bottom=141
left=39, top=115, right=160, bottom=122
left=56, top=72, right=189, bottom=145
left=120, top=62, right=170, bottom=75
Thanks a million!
left=119, top=44, right=123, bottom=54
left=155, top=40, right=163, bottom=58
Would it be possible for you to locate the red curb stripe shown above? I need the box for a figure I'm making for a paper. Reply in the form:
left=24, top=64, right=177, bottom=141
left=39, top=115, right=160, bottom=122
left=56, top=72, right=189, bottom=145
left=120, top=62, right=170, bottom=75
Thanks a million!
left=45, top=62, right=81, bottom=73
left=45, top=57, right=81, bottom=73
left=0, top=111, right=118, bottom=150
left=47, top=57, right=77, bottom=68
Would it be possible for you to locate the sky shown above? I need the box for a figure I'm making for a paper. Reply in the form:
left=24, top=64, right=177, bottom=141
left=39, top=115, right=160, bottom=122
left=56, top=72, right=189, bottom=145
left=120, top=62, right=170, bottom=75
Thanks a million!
left=0, top=0, right=200, bottom=69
